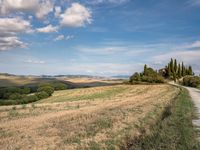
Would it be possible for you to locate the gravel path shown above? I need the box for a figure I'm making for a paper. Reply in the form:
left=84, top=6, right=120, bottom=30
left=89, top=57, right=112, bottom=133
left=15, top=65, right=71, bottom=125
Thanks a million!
left=170, top=82, right=200, bottom=127
left=184, top=86, right=200, bottom=127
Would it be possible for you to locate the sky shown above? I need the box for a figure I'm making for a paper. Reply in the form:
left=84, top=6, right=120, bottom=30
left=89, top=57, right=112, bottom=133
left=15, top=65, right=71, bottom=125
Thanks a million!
left=0, top=0, right=200, bottom=76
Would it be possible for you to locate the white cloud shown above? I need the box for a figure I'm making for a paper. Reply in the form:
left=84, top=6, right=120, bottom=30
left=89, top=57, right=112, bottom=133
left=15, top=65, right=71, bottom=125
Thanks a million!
left=187, top=40, right=200, bottom=48
left=187, top=0, right=200, bottom=6
left=60, top=3, right=92, bottom=27
left=0, top=17, right=31, bottom=51
left=54, top=35, right=65, bottom=41
left=66, top=35, right=74, bottom=40
left=0, top=17, right=32, bottom=33
left=0, top=0, right=54, bottom=19
left=77, top=45, right=150, bottom=56
left=54, top=34, right=74, bottom=41
left=172, top=40, right=200, bottom=50
left=153, top=50, right=200, bottom=64
left=0, top=36, right=26, bottom=51
left=85, top=0, right=129, bottom=5
left=152, top=50, right=200, bottom=74
left=54, top=6, right=61, bottom=18
left=24, top=59, right=45, bottom=64
left=35, top=0, right=54, bottom=19
left=62, top=62, right=142, bottom=76
left=36, top=24, right=58, bottom=33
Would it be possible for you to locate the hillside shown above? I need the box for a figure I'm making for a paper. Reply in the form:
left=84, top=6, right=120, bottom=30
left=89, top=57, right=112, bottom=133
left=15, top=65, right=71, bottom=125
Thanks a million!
left=0, top=84, right=179, bottom=149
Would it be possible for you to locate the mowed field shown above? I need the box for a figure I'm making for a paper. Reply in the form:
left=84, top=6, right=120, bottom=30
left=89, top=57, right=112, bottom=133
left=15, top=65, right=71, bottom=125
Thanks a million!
left=0, top=84, right=180, bottom=150
left=0, top=75, right=122, bottom=88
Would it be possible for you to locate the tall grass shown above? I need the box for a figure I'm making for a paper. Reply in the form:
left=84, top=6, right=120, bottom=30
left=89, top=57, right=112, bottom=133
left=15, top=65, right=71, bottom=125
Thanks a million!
left=123, top=88, right=200, bottom=150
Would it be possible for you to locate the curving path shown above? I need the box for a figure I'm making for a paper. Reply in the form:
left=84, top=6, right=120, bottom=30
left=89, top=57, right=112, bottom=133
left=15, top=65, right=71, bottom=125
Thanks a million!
left=170, top=81, right=200, bottom=127
left=184, top=86, right=200, bottom=127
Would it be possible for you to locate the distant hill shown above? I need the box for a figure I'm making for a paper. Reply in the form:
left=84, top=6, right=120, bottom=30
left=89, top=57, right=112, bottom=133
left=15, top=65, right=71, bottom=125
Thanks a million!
left=111, top=75, right=130, bottom=79
left=0, top=73, right=106, bottom=79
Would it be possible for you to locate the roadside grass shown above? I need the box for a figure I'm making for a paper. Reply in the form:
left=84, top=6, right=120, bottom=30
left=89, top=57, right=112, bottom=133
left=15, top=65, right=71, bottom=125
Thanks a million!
left=123, top=88, right=200, bottom=150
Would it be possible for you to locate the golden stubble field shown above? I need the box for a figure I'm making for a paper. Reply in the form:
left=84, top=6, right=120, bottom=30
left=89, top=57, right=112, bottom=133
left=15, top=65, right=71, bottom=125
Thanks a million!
left=0, top=84, right=180, bottom=150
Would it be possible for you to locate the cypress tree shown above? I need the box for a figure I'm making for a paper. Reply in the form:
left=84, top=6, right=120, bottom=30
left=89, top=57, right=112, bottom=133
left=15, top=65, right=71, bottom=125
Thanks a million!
left=178, top=63, right=182, bottom=78
left=170, top=58, right=174, bottom=73
left=168, top=63, right=171, bottom=77
left=174, top=59, right=177, bottom=73
left=181, top=62, right=186, bottom=76
left=144, top=64, right=147, bottom=76
left=188, top=66, right=193, bottom=75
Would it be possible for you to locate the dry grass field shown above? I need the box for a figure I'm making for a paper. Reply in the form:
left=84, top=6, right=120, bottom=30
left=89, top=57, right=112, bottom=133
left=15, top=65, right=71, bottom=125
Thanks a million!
left=0, top=75, right=122, bottom=88
left=0, top=84, right=180, bottom=150
left=0, top=75, right=56, bottom=87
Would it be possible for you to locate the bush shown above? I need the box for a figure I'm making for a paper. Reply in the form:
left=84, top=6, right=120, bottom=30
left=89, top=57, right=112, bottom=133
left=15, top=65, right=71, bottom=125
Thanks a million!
left=5, top=87, right=21, bottom=93
left=20, top=87, right=30, bottom=94
left=53, top=83, right=68, bottom=90
left=0, top=88, right=6, bottom=99
left=130, top=72, right=141, bottom=83
left=9, top=93, right=22, bottom=100
left=183, top=76, right=200, bottom=87
left=21, top=95, right=39, bottom=104
left=36, top=91, right=49, bottom=99
left=0, top=99, right=18, bottom=105
left=130, top=67, right=165, bottom=84
left=0, top=87, right=31, bottom=100
left=37, top=86, right=54, bottom=96
left=2, top=92, right=12, bottom=99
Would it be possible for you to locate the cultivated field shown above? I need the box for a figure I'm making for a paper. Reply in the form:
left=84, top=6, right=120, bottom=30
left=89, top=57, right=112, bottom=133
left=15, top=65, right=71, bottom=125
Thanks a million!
left=0, top=75, right=122, bottom=88
left=0, top=84, right=180, bottom=150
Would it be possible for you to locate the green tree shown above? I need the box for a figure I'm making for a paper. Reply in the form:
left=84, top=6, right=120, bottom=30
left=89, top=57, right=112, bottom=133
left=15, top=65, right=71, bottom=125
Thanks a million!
left=177, top=63, right=182, bottom=78
left=144, top=64, right=148, bottom=76
left=170, top=58, right=174, bottom=73
left=182, top=62, right=186, bottom=76
left=37, top=86, right=54, bottom=96
left=174, top=59, right=177, bottom=73
left=130, top=72, right=141, bottom=82
left=167, top=63, right=171, bottom=77
left=36, top=91, right=49, bottom=99
left=188, top=66, right=193, bottom=76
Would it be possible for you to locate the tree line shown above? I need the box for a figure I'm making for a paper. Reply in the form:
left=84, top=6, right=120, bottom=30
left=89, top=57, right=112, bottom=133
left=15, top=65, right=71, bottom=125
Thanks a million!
left=130, top=64, right=164, bottom=83
left=0, top=82, right=68, bottom=105
left=161, top=58, right=193, bottom=82
left=130, top=58, right=194, bottom=84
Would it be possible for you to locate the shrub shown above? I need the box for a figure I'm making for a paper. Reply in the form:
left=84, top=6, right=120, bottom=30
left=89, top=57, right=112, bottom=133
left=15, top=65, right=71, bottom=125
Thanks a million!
left=0, top=87, right=31, bottom=100
left=37, top=85, right=54, bottom=96
left=53, top=83, right=68, bottom=90
left=0, top=99, right=18, bottom=105
left=183, top=76, right=200, bottom=87
left=130, top=72, right=140, bottom=83
left=21, top=95, right=39, bottom=104
left=0, top=88, right=6, bottom=99
left=8, top=93, right=22, bottom=100
left=2, top=92, right=12, bottom=99
left=130, top=67, right=164, bottom=84
left=20, top=87, right=30, bottom=94
left=5, top=87, right=21, bottom=93
left=36, top=91, right=49, bottom=99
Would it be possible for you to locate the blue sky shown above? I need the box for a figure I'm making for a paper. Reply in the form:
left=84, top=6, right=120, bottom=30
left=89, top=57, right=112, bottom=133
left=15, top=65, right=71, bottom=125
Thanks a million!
left=0, top=0, right=200, bottom=76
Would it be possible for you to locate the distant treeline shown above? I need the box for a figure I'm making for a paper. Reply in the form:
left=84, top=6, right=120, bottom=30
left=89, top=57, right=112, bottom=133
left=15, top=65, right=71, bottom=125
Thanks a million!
left=130, top=58, right=194, bottom=84
left=0, top=82, right=68, bottom=105
left=130, top=64, right=165, bottom=84
left=160, top=58, right=193, bottom=81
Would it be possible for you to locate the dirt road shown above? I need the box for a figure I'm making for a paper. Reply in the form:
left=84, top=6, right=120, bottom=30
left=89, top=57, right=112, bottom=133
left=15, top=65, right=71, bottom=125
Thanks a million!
left=170, top=82, right=200, bottom=127
left=184, top=86, right=200, bottom=127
